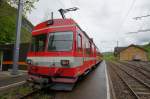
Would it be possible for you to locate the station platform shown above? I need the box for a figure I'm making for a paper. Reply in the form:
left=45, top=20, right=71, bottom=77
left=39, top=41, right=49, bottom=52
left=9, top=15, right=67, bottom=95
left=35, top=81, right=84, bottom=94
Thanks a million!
left=0, top=70, right=27, bottom=91
left=0, top=70, right=27, bottom=77
left=55, top=61, right=110, bottom=99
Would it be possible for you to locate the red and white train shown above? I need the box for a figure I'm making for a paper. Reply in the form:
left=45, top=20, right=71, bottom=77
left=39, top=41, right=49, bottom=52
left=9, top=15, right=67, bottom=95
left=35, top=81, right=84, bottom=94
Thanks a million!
left=27, top=18, right=102, bottom=90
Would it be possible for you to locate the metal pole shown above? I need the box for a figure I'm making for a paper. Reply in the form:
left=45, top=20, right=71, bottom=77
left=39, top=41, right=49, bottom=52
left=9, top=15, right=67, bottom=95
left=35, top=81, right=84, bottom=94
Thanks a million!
left=0, top=52, right=3, bottom=71
left=117, top=41, right=119, bottom=47
left=12, top=0, right=23, bottom=75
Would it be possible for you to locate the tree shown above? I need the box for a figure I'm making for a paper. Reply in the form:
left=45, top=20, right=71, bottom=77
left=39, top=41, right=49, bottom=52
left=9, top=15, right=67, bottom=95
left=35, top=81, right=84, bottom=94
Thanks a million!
left=7, top=0, right=39, bottom=15
left=0, top=0, right=4, bottom=6
left=0, top=1, right=33, bottom=44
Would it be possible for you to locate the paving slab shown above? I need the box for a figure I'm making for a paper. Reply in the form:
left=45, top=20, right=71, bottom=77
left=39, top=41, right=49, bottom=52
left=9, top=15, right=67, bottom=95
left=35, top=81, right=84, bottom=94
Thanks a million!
left=0, top=71, right=27, bottom=88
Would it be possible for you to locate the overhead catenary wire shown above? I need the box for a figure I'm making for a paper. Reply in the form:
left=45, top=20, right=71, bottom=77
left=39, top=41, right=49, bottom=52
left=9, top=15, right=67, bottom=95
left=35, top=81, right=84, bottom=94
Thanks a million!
left=117, top=0, right=137, bottom=34
left=116, top=0, right=137, bottom=42
left=133, top=14, right=150, bottom=20
left=127, top=29, right=150, bottom=34
left=127, top=11, right=150, bottom=34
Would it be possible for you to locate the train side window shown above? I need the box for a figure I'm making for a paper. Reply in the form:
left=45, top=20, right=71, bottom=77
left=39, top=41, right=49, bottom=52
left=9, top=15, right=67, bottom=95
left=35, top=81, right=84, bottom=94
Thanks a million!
left=86, top=41, right=91, bottom=55
left=90, top=43, right=94, bottom=56
left=89, top=42, right=92, bottom=55
left=77, top=34, right=82, bottom=51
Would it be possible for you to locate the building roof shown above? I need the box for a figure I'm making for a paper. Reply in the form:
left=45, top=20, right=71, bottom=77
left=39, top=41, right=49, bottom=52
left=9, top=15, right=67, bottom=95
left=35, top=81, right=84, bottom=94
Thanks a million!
left=0, top=44, right=13, bottom=51
left=0, top=43, right=30, bottom=51
left=114, top=44, right=148, bottom=56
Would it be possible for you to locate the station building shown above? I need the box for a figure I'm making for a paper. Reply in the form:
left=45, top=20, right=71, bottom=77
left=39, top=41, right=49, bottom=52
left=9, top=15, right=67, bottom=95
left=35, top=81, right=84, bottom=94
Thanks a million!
left=114, top=44, right=148, bottom=61
left=0, top=43, right=29, bottom=71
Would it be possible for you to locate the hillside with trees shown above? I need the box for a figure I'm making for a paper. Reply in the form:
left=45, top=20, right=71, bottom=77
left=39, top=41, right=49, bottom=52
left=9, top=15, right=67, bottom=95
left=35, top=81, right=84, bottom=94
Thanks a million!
left=142, top=43, right=150, bottom=60
left=0, top=0, right=38, bottom=44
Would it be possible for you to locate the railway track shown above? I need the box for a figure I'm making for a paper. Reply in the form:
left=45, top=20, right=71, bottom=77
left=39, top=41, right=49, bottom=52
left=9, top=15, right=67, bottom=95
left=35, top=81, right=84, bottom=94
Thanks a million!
left=107, top=61, right=150, bottom=99
left=136, top=61, right=150, bottom=67
left=124, top=61, right=150, bottom=73
left=116, top=61, right=150, bottom=85
left=107, top=62, right=136, bottom=99
left=19, top=83, right=56, bottom=99
left=20, top=89, right=41, bottom=99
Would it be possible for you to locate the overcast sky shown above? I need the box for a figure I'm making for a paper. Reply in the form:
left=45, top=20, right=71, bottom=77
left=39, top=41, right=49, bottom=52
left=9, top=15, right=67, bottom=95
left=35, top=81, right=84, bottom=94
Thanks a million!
left=27, top=0, right=150, bottom=52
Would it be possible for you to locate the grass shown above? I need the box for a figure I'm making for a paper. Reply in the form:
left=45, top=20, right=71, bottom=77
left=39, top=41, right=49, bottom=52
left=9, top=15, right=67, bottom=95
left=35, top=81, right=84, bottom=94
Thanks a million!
left=0, top=2, right=32, bottom=44
left=0, top=84, right=32, bottom=99
left=0, top=84, right=55, bottom=99
left=102, top=52, right=116, bottom=61
left=142, top=43, right=150, bottom=60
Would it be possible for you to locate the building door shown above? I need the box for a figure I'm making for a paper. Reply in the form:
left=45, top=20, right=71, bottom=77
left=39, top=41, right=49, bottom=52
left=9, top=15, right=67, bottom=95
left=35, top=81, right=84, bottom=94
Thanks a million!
left=0, top=51, right=3, bottom=71
left=133, top=54, right=141, bottom=61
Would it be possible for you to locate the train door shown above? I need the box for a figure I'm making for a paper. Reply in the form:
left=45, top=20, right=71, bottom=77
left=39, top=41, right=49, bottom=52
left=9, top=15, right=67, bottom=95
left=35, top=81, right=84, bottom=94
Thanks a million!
left=0, top=51, right=3, bottom=71
left=31, top=34, right=47, bottom=54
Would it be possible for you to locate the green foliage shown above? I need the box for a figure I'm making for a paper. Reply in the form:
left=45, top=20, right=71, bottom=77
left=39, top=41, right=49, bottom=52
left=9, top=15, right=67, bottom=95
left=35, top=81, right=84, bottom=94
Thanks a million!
left=0, top=2, right=32, bottom=44
left=103, top=52, right=116, bottom=61
left=142, top=43, right=150, bottom=60
left=0, top=85, right=33, bottom=99
left=7, top=0, right=39, bottom=15
left=21, top=28, right=31, bottom=43
left=103, top=43, right=150, bottom=61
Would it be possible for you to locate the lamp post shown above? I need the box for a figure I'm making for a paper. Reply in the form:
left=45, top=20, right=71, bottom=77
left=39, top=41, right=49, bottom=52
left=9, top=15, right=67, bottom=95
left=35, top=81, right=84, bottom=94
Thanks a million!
left=12, top=0, right=23, bottom=75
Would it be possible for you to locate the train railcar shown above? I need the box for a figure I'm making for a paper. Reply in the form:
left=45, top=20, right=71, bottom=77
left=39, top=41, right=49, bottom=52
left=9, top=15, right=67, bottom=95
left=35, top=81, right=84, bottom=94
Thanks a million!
left=27, top=18, right=102, bottom=90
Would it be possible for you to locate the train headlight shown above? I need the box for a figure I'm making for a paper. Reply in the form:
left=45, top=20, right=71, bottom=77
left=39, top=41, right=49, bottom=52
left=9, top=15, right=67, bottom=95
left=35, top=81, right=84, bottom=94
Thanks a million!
left=26, top=59, right=33, bottom=65
left=61, top=60, right=70, bottom=66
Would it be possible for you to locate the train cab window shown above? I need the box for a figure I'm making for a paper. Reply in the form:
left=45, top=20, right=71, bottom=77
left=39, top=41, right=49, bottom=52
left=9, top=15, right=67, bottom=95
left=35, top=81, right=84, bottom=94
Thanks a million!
left=31, top=34, right=47, bottom=52
left=48, top=31, right=73, bottom=51
left=77, top=34, right=82, bottom=51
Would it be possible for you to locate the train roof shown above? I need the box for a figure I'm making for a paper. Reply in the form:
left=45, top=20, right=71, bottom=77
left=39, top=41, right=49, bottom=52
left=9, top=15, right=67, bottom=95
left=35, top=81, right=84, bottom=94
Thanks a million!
left=32, top=19, right=76, bottom=31
left=32, top=18, right=99, bottom=50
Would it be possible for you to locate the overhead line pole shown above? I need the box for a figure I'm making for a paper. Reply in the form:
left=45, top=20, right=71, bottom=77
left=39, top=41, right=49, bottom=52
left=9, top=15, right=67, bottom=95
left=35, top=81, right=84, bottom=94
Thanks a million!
left=12, top=0, right=23, bottom=75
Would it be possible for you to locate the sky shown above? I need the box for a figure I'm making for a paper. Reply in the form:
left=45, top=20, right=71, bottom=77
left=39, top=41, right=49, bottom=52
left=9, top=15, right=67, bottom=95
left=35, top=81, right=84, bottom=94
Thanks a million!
left=27, top=0, right=150, bottom=52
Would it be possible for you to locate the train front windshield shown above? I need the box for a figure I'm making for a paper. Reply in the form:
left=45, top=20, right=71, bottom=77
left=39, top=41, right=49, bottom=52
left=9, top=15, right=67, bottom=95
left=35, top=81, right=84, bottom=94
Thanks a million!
left=31, top=31, right=73, bottom=52
left=48, top=31, right=73, bottom=51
